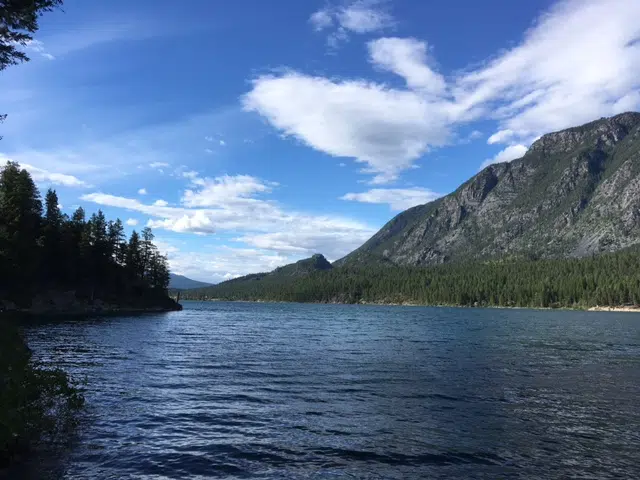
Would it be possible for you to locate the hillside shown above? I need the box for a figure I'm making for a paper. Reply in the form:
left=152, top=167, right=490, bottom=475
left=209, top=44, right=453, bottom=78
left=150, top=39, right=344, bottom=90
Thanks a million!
left=336, top=112, right=640, bottom=267
left=185, top=254, right=333, bottom=295
left=180, top=113, right=640, bottom=309
left=169, top=274, right=212, bottom=290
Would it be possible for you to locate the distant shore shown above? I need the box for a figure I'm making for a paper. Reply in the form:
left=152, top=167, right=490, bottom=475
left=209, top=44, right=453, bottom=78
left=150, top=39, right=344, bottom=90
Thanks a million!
left=184, top=298, right=640, bottom=312
left=587, top=305, right=640, bottom=313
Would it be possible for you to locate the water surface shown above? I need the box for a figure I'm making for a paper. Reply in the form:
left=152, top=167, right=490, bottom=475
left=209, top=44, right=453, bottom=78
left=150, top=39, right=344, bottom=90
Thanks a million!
left=21, top=302, right=640, bottom=478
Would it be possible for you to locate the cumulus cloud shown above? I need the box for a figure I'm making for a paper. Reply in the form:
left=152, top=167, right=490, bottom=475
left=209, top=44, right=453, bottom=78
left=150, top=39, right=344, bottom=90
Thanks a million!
left=247, top=0, right=640, bottom=182
left=480, top=144, right=528, bottom=170
left=341, top=187, right=441, bottom=211
left=368, top=37, right=445, bottom=94
left=156, top=241, right=291, bottom=284
left=138, top=188, right=147, bottom=195
left=242, top=73, right=450, bottom=184
left=310, top=0, right=395, bottom=48
left=125, top=218, right=138, bottom=226
left=309, top=9, right=334, bottom=31
left=21, top=163, right=89, bottom=187
left=182, top=174, right=276, bottom=208
left=80, top=173, right=375, bottom=258
left=153, top=199, right=169, bottom=207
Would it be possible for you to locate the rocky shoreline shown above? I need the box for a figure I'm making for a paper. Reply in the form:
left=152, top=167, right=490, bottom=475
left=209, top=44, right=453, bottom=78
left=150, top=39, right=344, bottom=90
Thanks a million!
left=587, top=305, right=640, bottom=313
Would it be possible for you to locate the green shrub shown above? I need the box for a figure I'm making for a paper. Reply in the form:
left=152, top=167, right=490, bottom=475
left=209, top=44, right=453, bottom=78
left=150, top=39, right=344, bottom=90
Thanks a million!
left=0, top=322, right=84, bottom=467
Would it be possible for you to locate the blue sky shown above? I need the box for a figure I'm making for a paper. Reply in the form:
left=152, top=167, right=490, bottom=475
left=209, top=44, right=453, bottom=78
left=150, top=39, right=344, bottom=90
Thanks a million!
left=1, top=0, right=639, bottom=282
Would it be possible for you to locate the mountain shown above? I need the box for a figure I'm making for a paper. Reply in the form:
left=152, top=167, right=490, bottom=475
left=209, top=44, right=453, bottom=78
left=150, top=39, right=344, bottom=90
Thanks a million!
left=270, top=254, right=333, bottom=277
left=169, top=274, right=212, bottom=290
left=184, top=254, right=332, bottom=292
left=337, top=112, right=640, bottom=267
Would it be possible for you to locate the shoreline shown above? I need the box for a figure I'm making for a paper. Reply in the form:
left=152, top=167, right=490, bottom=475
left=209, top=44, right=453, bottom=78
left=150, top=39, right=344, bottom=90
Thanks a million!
left=587, top=305, right=640, bottom=313
left=184, top=298, right=640, bottom=312
left=0, top=301, right=182, bottom=320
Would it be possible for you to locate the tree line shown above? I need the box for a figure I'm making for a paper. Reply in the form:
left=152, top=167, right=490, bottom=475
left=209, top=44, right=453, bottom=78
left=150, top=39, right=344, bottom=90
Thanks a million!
left=0, top=161, right=170, bottom=306
left=181, top=247, right=640, bottom=309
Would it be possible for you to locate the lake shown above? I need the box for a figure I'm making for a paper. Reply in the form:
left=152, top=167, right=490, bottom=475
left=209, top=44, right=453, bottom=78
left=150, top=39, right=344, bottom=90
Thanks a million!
left=19, top=302, right=640, bottom=479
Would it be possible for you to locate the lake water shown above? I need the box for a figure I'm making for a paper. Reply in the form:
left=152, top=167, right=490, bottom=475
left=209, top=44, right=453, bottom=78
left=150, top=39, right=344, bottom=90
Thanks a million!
left=20, top=302, right=640, bottom=479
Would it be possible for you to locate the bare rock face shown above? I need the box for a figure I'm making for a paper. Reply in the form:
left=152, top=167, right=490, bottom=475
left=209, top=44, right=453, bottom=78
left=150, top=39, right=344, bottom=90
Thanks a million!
left=337, top=112, right=640, bottom=267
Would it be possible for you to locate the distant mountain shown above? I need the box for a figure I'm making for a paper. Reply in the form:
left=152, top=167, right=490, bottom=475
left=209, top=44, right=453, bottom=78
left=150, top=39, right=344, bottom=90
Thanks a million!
left=169, top=274, right=212, bottom=290
left=271, top=253, right=333, bottom=277
left=337, top=112, right=640, bottom=267
left=183, top=254, right=333, bottom=294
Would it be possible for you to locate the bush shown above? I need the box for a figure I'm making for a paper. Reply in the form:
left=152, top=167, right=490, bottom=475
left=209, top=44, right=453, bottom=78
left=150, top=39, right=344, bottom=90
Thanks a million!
left=0, top=322, right=84, bottom=468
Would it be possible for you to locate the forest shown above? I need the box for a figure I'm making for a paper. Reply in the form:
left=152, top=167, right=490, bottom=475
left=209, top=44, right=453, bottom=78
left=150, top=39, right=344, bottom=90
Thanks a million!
left=181, top=247, right=640, bottom=309
left=0, top=161, right=171, bottom=309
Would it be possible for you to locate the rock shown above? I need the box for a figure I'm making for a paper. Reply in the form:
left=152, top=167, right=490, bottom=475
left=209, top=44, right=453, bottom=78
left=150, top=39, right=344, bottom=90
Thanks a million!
left=336, top=112, right=640, bottom=267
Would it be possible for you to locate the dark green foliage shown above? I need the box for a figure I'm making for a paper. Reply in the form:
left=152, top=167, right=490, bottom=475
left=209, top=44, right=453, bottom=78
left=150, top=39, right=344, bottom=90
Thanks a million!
left=1, top=1, right=63, bottom=139
left=0, top=322, right=83, bottom=467
left=0, top=0, right=63, bottom=71
left=183, top=247, right=640, bottom=309
left=0, top=161, right=172, bottom=306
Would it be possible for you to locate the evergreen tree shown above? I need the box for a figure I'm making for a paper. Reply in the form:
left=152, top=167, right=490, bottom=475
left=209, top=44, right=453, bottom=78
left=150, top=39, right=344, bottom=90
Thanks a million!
left=41, top=189, right=62, bottom=283
left=107, top=219, right=126, bottom=265
left=0, top=162, right=42, bottom=289
left=0, top=161, right=176, bottom=307
left=125, top=230, right=143, bottom=280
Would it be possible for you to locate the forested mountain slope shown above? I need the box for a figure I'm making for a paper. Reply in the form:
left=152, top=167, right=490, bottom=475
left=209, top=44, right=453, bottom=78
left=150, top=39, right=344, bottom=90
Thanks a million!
left=337, top=112, right=640, bottom=267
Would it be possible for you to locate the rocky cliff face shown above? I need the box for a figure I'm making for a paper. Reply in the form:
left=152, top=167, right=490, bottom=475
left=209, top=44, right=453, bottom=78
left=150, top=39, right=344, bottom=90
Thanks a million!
left=337, top=112, right=640, bottom=267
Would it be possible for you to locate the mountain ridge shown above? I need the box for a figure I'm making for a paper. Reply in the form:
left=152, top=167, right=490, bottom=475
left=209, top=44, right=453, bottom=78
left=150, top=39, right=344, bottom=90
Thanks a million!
left=336, top=112, right=640, bottom=267
left=169, top=273, right=212, bottom=290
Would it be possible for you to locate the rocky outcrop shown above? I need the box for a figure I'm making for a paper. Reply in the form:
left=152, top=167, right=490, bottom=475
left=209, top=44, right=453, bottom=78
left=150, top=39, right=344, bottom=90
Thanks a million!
left=337, top=112, right=640, bottom=267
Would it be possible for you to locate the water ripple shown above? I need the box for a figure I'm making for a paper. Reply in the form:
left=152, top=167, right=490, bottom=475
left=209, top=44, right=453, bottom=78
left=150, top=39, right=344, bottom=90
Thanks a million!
left=16, top=303, right=640, bottom=479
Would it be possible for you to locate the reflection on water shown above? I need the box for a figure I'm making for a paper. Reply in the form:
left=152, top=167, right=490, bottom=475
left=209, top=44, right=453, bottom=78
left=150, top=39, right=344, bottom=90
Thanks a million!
left=17, top=302, right=640, bottom=479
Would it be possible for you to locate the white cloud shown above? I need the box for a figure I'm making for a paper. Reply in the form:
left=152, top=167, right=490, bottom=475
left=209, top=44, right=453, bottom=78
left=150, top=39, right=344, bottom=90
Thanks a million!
left=337, top=0, right=395, bottom=33
left=341, top=187, right=441, bottom=211
left=310, top=0, right=395, bottom=48
left=125, top=218, right=138, bottom=226
left=23, top=40, right=56, bottom=61
left=149, top=162, right=170, bottom=168
left=487, top=129, right=515, bottom=145
left=480, top=144, right=528, bottom=170
left=454, top=0, right=640, bottom=143
left=242, top=72, right=450, bottom=184
left=20, top=162, right=89, bottom=187
left=182, top=174, right=275, bottom=207
left=219, top=140, right=226, bottom=146
left=368, top=37, right=445, bottom=94
left=158, top=241, right=291, bottom=284
left=138, top=188, right=147, bottom=195
left=248, top=0, right=640, bottom=181
left=80, top=173, right=375, bottom=258
left=153, top=199, right=169, bottom=207
left=205, top=148, right=214, bottom=154
left=182, top=170, right=199, bottom=179
left=204, top=136, right=214, bottom=142
left=309, top=9, right=334, bottom=31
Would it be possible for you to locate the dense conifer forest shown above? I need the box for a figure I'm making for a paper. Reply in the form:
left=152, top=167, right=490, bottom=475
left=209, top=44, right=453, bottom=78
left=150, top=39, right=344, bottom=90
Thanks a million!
left=181, top=248, right=640, bottom=309
left=0, top=161, right=171, bottom=310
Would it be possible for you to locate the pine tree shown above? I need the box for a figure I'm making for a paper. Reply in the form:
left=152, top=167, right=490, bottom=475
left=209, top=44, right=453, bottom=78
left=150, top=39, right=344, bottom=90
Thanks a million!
left=41, top=189, right=62, bottom=283
left=107, top=219, right=126, bottom=265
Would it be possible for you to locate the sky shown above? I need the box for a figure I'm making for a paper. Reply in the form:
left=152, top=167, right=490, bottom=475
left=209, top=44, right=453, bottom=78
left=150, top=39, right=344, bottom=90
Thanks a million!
left=1, top=0, right=639, bottom=282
